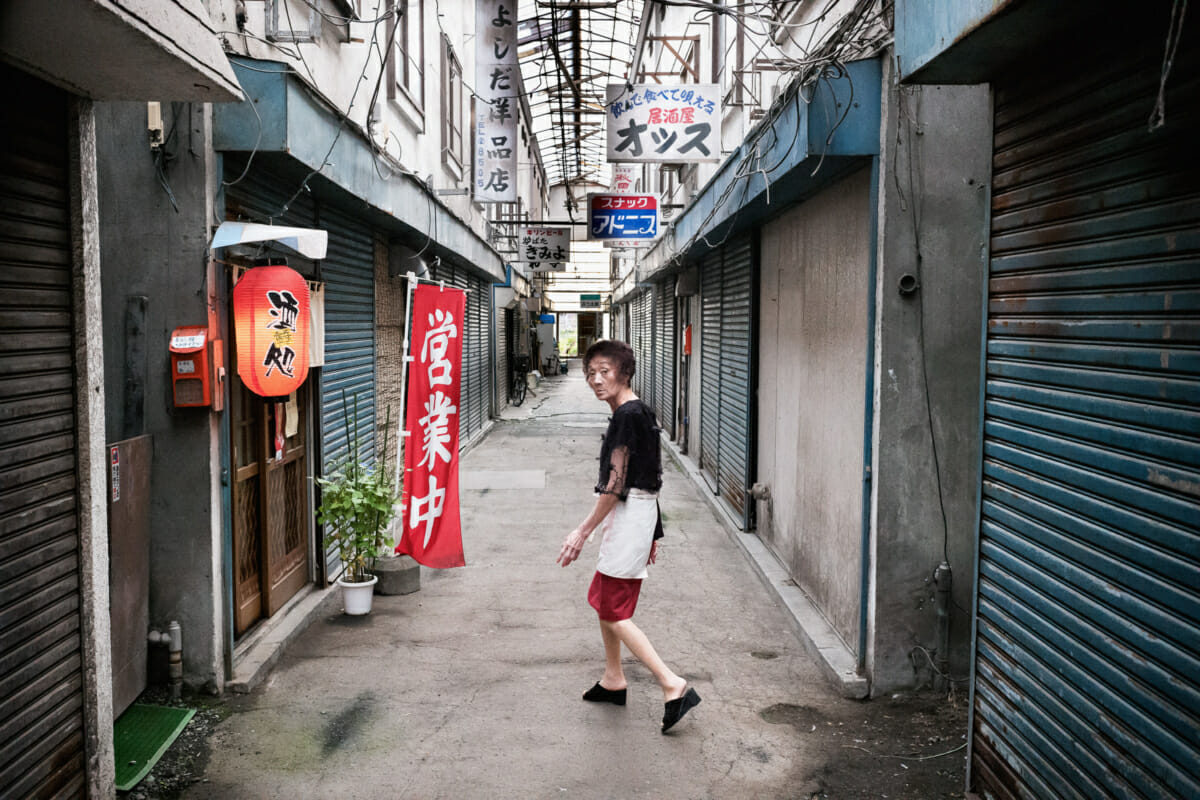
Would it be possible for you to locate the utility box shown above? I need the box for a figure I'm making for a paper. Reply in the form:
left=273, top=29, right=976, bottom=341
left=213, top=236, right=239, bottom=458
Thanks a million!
left=108, top=435, right=152, bottom=717
left=169, top=326, right=211, bottom=407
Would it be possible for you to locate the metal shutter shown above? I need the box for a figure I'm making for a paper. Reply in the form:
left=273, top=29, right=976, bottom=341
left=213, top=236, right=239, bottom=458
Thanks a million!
left=318, top=205, right=376, bottom=579
left=631, top=291, right=652, bottom=405
left=0, top=70, right=87, bottom=799
left=654, top=279, right=676, bottom=438
left=718, top=238, right=754, bottom=527
left=496, top=308, right=508, bottom=412
left=431, top=262, right=489, bottom=444
left=699, top=250, right=722, bottom=493
left=973, top=44, right=1200, bottom=800
left=697, top=238, right=755, bottom=526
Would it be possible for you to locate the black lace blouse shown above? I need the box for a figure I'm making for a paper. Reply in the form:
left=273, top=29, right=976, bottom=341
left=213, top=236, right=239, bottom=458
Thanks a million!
left=595, top=399, right=663, bottom=499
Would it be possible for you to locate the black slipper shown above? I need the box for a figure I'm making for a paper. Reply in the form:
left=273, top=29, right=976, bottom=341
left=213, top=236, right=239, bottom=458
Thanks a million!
left=582, top=682, right=627, bottom=706
left=661, top=687, right=701, bottom=733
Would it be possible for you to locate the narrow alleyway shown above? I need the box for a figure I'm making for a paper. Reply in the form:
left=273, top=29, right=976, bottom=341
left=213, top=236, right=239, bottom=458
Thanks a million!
left=168, top=365, right=967, bottom=800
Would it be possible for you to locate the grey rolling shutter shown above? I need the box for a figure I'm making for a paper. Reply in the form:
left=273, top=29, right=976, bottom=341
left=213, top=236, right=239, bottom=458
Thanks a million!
left=973, top=44, right=1200, bottom=800
left=319, top=206, right=376, bottom=579
left=0, top=70, right=87, bottom=798
left=496, top=308, right=508, bottom=411
left=631, top=291, right=651, bottom=404
left=431, top=262, right=489, bottom=443
left=718, top=238, right=754, bottom=527
left=699, top=250, right=722, bottom=492
left=696, top=238, right=755, bottom=527
left=654, top=279, right=676, bottom=438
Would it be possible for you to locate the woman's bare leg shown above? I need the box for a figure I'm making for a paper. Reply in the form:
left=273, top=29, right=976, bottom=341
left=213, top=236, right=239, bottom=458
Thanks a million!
left=603, top=619, right=687, bottom=701
left=599, top=619, right=627, bottom=690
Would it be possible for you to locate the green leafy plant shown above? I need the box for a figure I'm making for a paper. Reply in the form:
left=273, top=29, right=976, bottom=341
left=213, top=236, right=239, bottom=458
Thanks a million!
left=316, top=393, right=399, bottom=584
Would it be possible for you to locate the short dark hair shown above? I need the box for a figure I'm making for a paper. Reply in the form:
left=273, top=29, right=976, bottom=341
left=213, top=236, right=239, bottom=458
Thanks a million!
left=583, top=339, right=636, bottom=385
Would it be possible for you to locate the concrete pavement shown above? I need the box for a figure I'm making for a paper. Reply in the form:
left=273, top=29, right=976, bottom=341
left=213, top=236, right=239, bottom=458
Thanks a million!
left=182, top=364, right=967, bottom=799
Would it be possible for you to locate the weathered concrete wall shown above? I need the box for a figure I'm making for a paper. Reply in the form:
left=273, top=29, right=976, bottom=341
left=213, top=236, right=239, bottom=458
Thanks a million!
left=94, top=101, right=221, bottom=690
left=869, top=69, right=991, bottom=693
left=70, top=95, right=117, bottom=800
left=758, top=167, right=872, bottom=651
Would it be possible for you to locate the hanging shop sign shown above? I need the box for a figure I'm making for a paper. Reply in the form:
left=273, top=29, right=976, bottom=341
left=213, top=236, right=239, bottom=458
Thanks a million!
left=580, top=294, right=602, bottom=309
left=518, top=226, right=571, bottom=270
left=474, top=0, right=518, bottom=202
left=612, top=164, right=639, bottom=193
left=605, top=83, right=721, bottom=163
left=397, top=284, right=467, bottom=568
left=233, top=264, right=311, bottom=398
left=588, top=193, right=659, bottom=242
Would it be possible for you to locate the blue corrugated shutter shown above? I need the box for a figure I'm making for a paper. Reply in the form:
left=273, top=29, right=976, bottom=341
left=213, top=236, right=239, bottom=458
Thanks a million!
left=318, top=206, right=375, bottom=580
left=973, top=43, right=1200, bottom=800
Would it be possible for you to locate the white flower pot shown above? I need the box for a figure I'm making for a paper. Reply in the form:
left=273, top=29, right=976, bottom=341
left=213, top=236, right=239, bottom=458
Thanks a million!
left=337, top=575, right=378, bottom=615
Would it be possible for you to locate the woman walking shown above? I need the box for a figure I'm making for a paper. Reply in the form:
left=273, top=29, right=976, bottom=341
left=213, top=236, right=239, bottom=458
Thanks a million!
left=556, top=339, right=701, bottom=734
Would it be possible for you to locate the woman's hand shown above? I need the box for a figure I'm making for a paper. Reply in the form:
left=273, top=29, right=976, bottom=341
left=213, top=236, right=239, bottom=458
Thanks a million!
left=648, top=540, right=658, bottom=565
left=557, top=528, right=587, bottom=567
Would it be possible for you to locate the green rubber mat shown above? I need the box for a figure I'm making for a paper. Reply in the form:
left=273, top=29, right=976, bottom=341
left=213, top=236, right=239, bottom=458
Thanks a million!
left=113, top=704, right=195, bottom=791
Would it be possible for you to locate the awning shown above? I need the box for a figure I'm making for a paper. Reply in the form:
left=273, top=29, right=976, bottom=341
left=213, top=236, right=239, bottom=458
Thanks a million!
left=213, top=56, right=505, bottom=282
left=211, top=222, right=328, bottom=260
left=638, top=57, right=882, bottom=280
left=0, top=0, right=242, bottom=102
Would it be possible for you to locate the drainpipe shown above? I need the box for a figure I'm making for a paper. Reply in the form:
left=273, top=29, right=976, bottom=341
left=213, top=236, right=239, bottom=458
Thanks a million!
left=935, top=561, right=953, bottom=691
left=857, top=156, right=882, bottom=677
left=148, top=621, right=183, bottom=700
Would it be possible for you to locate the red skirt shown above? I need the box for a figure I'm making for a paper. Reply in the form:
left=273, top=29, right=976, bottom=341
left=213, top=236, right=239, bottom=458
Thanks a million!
left=588, top=571, right=643, bottom=621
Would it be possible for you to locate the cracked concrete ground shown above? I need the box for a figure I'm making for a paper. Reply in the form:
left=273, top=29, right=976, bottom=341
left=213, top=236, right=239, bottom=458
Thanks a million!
left=167, top=365, right=967, bottom=800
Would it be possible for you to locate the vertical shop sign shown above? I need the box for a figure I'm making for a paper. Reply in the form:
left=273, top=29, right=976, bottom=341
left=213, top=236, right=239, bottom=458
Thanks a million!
left=605, top=84, right=721, bottom=163
left=397, top=285, right=467, bottom=568
left=612, top=164, right=638, bottom=193
left=475, top=0, right=519, bottom=202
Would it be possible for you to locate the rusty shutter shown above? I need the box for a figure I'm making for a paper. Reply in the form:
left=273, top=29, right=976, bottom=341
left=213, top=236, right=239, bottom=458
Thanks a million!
left=0, top=68, right=87, bottom=798
left=973, top=40, right=1200, bottom=800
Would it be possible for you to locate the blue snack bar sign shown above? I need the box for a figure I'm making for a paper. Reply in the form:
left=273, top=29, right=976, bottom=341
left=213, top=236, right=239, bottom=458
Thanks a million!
left=588, top=194, right=658, bottom=241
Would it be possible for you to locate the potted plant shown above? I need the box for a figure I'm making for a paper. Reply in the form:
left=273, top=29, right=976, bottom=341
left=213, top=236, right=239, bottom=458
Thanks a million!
left=316, top=395, right=398, bottom=615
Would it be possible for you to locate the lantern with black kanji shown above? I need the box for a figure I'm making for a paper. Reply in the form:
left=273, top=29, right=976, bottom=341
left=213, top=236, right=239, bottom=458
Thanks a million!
left=233, top=263, right=311, bottom=398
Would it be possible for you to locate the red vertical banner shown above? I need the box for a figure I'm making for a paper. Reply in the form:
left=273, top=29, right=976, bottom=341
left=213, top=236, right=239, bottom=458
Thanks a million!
left=396, top=285, right=467, bottom=568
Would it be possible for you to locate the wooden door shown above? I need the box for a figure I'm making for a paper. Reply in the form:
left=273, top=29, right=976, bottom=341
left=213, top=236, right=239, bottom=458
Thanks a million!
left=230, top=360, right=311, bottom=635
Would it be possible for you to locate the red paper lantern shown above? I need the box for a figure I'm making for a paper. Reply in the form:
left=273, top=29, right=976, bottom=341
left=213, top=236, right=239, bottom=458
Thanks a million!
left=233, top=264, right=311, bottom=398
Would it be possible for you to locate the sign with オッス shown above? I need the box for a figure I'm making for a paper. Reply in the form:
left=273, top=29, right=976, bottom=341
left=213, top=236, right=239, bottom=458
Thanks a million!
left=233, top=264, right=311, bottom=398
left=606, top=83, right=721, bottom=163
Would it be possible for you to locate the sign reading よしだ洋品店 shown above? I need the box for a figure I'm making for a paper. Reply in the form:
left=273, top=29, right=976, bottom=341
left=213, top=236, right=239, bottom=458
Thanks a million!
left=519, top=226, right=570, bottom=271
left=605, top=84, right=721, bottom=163
left=475, top=0, right=518, bottom=202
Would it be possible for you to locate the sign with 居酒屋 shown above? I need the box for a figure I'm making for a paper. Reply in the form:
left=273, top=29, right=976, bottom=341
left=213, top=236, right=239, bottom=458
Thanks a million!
left=605, top=84, right=721, bottom=163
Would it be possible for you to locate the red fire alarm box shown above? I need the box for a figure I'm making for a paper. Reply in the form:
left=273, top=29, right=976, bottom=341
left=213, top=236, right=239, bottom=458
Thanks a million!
left=169, top=326, right=211, bottom=407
